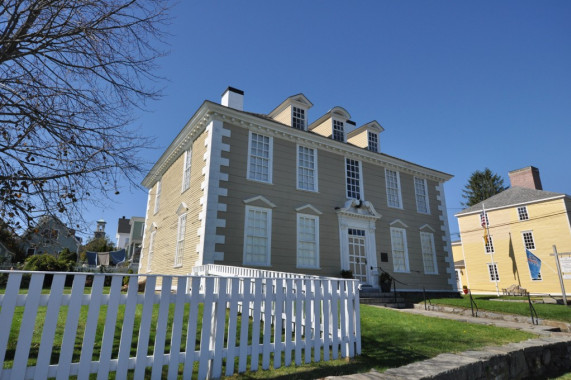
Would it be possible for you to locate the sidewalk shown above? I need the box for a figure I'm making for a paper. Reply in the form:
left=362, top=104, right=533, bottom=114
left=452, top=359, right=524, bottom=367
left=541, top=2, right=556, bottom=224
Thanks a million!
left=325, top=305, right=571, bottom=380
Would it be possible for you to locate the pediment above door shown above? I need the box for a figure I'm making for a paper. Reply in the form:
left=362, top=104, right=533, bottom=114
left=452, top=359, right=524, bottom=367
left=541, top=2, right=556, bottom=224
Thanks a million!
left=336, top=199, right=382, bottom=221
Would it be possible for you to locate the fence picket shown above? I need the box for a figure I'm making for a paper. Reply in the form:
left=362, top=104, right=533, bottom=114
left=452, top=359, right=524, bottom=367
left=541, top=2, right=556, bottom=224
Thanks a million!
left=182, top=276, right=201, bottom=378
left=211, top=277, right=228, bottom=378
left=78, top=275, right=105, bottom=379
left=283, top=279, right=293, bottom=367
left=294, top=279, right=303, bottom=366
left=55, top=274, right=86, bottom=380
left=237, top=278, right=251, bottom=373
left=198, top=277, right=215, bottom=379
left=353, top=281, right=362, bottom=355
left=11, top=273, right=44, bottom=379
left=323, top=280, right=331, bottom=361
left=0, top=272, right=22, bottom=378
left=34, top=274, right=66, bottom=380
left=273, top=278, right=284, bottom=369
left=116, top=276, right=139, bottom=379
left=167, top=276, right=187, bottom=380
left=150, top=276, right=172, bottom=379
left=97, top=275, right=123, bottom=379
left=313, top=280, right=322, bottom=363
left=330, top=280, right=340, bottom=360
left=261, top=279, right=272, bottom=370
left=250, top=278, right=263, bottom=371
left=304, top=280, right=312, bottom=364
left=225, top=277, right=239, bottom=376
left=134, top=276, right=157, bottom=379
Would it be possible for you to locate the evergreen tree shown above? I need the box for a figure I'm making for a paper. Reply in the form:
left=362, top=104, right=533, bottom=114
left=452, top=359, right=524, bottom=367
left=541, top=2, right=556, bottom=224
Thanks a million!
left=462, top=168, right=506, bottom=207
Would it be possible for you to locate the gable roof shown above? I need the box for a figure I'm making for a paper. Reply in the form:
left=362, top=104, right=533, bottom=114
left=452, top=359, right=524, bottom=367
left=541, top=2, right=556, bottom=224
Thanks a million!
left=455, top=186, right=567, bottom=216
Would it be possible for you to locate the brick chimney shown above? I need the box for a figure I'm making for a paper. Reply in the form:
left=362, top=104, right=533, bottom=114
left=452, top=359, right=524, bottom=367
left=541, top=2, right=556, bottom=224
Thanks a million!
left=508, top=166, right=543, bottom=190
left=221, top=86, right=244, bottom=111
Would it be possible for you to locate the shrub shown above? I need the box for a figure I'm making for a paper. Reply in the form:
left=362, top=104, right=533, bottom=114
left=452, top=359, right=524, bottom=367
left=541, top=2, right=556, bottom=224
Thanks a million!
left=58, top=248, right=77, bottom=264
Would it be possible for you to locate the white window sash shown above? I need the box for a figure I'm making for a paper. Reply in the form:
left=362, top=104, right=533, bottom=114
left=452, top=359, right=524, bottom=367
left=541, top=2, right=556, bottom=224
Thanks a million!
left=147, top=230, right=156, bottom=272
left=296, top=214, right=319, bottom=269
left=414, top=177, right=430, bottom=214
left=420, top=232, right=438, bottom=274
left=243, top=205, right=272, bottom=266
left=174, top=214, right=186, bottom=267
left=182, top=148, right=192, bottom=192
left=153, top=180, right=161, bottom=214
left=390, top=227, right=409, bottom=272
left=296, top=145, right=318, bottom=192
left=247, top=132, right=273, bottom=183
left=385, top=169, right=402, bottom=209
left=345, top=158, right=364, bottom=200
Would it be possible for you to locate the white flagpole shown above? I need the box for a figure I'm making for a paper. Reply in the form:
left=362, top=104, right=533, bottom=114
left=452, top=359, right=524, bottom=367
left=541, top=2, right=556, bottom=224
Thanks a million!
left=483, top=203, right=500, bottom=296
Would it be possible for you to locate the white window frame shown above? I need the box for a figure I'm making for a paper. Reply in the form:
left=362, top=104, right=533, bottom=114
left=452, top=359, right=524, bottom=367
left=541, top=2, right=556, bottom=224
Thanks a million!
left=345, top=158, right=364, bottom=200
left=247, top=132, right=273, bottom=184
left=517, top=206, right=529, bottom=221
left=522, top=231, right=536, bottom=250
left=484, top=235, right=494, bottom=254
left=414, top=177, right=430, bottom=214
left=174, top=213, right=186, bottom=268
left=296, top=214, right=320, bottom=269
left=182, top=148, right=192, bottom=192
left=420, top=231, right=438, bottom=275
left=243, top=205, right=272, bottom=267
left=153, top=180, right=161, bottom=215
left=332, top=119, right=345, bottom=142
left=292, top=106, right=306, bottom=130
left=367, top=132, right=378, bottom=153
left=390, top=227, right=409, bottom=273
left=296, top=145, right=318, bottom=192
left=487, top=263, right=500, bottom=282
left=147, top=230, right=156, bottom=272
left=385, top=169, right=402, bottom=209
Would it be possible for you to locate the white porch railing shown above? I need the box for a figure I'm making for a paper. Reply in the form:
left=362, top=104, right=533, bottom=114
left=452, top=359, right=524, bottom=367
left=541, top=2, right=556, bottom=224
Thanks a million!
left=0, top=268, right=361, bottom=380
left=191, top=264, right=327, bottom=279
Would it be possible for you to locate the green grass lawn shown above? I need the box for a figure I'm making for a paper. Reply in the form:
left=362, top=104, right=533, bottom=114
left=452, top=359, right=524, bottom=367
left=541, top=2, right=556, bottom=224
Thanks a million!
left=426, top=295, right=571, bottom=323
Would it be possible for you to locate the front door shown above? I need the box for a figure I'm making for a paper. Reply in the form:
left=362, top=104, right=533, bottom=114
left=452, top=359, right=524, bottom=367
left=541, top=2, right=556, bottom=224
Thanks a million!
left=348, top=228, right=368, bottom=283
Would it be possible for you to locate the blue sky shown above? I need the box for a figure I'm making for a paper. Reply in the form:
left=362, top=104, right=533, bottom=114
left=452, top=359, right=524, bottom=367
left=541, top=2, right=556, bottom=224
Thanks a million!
left=85, top=1, right=571, bottom=244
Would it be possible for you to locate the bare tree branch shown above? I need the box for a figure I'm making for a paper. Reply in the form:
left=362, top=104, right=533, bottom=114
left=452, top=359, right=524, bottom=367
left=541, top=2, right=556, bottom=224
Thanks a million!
left=0, top=0, right=169, bottom=232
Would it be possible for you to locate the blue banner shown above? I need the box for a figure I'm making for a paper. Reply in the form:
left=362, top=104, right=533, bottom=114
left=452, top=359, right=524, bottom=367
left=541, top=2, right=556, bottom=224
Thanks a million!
left=526, top=249, right=542, bottom=280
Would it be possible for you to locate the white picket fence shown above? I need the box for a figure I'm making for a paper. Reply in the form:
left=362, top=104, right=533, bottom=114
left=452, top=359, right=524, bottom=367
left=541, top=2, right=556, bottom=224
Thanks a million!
left=0, top=268, right=361, bottom=379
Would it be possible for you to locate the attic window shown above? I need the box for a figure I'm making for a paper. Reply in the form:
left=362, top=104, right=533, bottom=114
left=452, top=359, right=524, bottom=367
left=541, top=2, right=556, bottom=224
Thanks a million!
left=333, top=120, right=344, bottom=142
left=292, top=107, right=305, bottom=130
left=367, top=132, right=378, bottom=152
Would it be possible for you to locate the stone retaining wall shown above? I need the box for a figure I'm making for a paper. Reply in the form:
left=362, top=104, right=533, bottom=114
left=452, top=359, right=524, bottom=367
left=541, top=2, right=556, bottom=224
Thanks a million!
left=381, top=335, right=571, bottom=380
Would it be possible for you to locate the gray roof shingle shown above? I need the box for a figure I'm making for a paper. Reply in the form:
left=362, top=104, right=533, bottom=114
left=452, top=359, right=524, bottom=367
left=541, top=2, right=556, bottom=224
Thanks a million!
left=456, top=186, right=567, bottom=216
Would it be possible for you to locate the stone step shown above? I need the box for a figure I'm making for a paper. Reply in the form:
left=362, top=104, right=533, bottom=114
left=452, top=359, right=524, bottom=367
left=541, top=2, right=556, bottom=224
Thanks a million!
left=360, top=299, right=410, bottom=309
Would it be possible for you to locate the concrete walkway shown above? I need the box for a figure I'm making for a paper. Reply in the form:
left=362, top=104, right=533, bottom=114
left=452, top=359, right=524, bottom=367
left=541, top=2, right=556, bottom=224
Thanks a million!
left=325, top=305, right=571, bottom=380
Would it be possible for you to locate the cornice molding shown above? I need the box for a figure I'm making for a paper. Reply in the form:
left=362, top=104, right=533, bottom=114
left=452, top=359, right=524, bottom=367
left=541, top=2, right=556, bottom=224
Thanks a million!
left=142, top=101, right=453, bottom=188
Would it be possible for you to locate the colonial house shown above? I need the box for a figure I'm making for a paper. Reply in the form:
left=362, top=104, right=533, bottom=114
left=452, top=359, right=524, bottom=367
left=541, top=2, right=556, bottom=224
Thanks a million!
left=20, top=215, right=81, bottom=257
left=139, top=87, right=455, bottom=292
left=455, top=167, right=571, bottom=295
left=115, top=216, right=145, bottom=266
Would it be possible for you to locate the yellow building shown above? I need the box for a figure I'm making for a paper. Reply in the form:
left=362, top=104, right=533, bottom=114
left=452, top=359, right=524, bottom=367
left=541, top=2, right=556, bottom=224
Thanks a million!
left=455, top=167, right=571, bottom=296
left=451, top=241, right=467, bottom=293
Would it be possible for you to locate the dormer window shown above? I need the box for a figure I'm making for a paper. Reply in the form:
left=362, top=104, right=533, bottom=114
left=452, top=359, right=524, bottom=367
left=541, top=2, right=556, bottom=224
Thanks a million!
left=368, top=132, right=378, bottom=152
left=292, top=107, right=306, bottom=130
left=333, top=120, right=345, bottom=142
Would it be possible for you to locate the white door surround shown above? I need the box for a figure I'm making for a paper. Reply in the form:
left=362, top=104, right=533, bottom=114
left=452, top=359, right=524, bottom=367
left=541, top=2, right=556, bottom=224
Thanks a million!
left=337, top=199, right=382, bottom=286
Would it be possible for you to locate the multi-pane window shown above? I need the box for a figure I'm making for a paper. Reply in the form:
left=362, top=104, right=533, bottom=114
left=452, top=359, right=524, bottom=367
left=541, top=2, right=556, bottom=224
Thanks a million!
left=147, top=230, right=156, bottom=272
left=484, top=235, right=494, bottom=254
left=297, top=214, right=319, bottom=268
left=414, top=177, right=430, bottom=214
left=487, top=263, right=499, bottom=281
left=346, top=158, right=362, bottom=200
left=390, top=227, right=409, bottom=272
left=420, top=232, right=437, bottom=274
left=297, top=146, right=317, bottom=191
left=292, top=107, right=306, bottom=130
left=518, top=206, right=529, bottom=221
left=243, top=206, right=271, bottom=266
left=385, top=169, right=402, bottom=208
left=332, top=120, right=344, bottom=142
left=174, top=214, right=186, bottom=267
left=182, top=148, right=192, bottom=192
left=153, top=180, right=161, bottom=214
left=522, top=231, right=536, bottom=250
left=367, top=132, right=378, bottom=152
left=248, top=132, right=272, bottom=183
